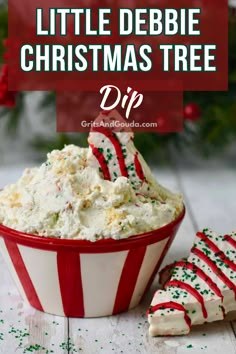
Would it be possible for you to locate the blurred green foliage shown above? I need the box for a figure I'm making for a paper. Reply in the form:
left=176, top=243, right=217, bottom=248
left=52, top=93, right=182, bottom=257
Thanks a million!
left=0, top=5, right=7, bottom=63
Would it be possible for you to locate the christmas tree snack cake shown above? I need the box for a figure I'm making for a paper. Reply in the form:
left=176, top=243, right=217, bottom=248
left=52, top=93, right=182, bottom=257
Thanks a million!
left=148, top=229, right=236, bottom=336
left=88, top=109, right=179, bottom=200
left=0, top=109, right=183, bottom=241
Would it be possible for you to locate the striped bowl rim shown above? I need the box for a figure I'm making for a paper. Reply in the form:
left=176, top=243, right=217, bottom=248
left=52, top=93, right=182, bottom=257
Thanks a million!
left=0, top=206, right=185, bottom=252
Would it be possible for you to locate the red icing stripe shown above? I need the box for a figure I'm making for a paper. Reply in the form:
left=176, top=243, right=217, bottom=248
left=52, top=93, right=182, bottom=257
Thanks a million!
left=92, top=127, right=128, bottom=178
left=196, top=232, right=236, bottom=272
left=165, top=279, right=208, bottom=319
left=221, top=305, right=226, bottom=318
left=4, top=239, right=43, bottom=311
left=134, top=152, right=146, bottom=181
left=101, top=109, right=113, bottom=116
left=191, top=247, right=236, bottom=299
left=90, top=143, right=111, bottom=180
left=148, top=301, right=191, bottom=329
left=171, top=261, right=223, bottom=299
left=113, top=246, right=146, bottom=314
left=57, top=251, right=84, bottom=317
left=224, top=235, right=236, bottom=249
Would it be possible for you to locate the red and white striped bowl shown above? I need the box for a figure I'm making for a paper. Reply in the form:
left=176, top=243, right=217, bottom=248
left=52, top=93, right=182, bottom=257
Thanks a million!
left=0, top=208, right=185, bottom=317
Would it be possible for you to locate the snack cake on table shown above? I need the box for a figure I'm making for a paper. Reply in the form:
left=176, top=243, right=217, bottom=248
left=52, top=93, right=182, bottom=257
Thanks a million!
left=148, top=229, right=236, bottom=336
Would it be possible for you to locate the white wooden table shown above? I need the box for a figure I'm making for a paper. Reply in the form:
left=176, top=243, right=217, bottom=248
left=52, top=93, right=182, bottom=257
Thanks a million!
left=0, top=163, right=235, bottom=354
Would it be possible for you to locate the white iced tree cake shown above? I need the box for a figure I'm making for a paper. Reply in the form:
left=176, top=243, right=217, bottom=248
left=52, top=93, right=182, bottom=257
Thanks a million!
left=148, top=229, right=236, bottom=336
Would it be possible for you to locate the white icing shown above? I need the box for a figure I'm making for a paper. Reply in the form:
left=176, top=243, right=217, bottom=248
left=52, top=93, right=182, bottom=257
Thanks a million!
left=149, top=229, right=236, bottom=336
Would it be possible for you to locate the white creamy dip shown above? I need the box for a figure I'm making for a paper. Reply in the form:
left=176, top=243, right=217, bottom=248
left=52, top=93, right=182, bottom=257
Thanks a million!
left=0, top=144, right=183, bottom=241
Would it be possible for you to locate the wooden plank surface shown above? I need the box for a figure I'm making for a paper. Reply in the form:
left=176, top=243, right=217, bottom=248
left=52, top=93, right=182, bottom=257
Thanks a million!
left=0, top=165, right=235, bottom=353
left=0, top=251, right=69, bottom=354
